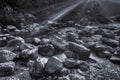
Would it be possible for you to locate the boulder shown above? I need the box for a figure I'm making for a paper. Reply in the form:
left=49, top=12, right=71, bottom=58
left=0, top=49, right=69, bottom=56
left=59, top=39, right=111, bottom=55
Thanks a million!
left=45, top=56, right=63, bottom=74
left=38, top=44, right=55, bottom=57
left=0, top=50, right=16, bottom=62
left=0, top=61, right=15, bottom=76
left=68, top=42, right=90, bottom=60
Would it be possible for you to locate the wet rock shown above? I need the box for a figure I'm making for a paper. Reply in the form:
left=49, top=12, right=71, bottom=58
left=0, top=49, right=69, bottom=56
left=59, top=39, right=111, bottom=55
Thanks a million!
left=0, top=61, right=15, bottom=76
left=20, top=48, right=38, bottom=60
left=6, top=25, right=17, bottom=32
left=38, top=44, right=55, bottom=57
left=69, top=74, right=86, bottom=80
left=0, top=50, right=17, bottom=62
left=110, top=56, right=120, bottom=64
left=41, top=38, right=50, bottom=44
left=79, top=61, right=89, bottom=72
left=55, top=53, right=67, bottom=62
left=0, top=35, right=7, bottom=47
left=68, top=42, right=90, bottom=60
left=33, top=37, right=41, bottom=45
left=102, top=32, right=115, bottom=39
left=58, top=76, right=70, bottom=80
left=63, top=58, right=79, bottom=68
left=27, top=57, right=46, bottom=77
left=64, top=50, right=78, bottom=59
left=67, top=32, right=79, bottom=42
left=50, top=36, right=67, bottom=50
left=102, top=51, right=112, bottom=58
left=45, top=56, right=63, bottom=74
left=0, top=71, right=31, bottom=80
left=60, top=68, right=71, bottom=76
left=101, top=38, right=119, bottom=47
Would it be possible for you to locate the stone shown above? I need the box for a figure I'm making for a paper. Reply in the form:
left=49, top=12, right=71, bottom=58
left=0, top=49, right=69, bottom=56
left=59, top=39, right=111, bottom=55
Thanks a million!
left=102, top=32, right=115, bottom=39
left=79, top=61, right=89, bottom=72
left=68, top=42, right=90, bottom=60
left=0, top=35, right=7, bottom=47
left=0, top=71, right=31, bottom=80
left=0, top=50, right=17, bottom=62
left=110, top=56, right=120, bottom=64
left=102, top=51, right=112, bottom=58
left=50, top=36, right=67, bottom=50
left=64, top=50, right=79, bottom=59
left=0, top=61, right=15, bottom=76
left=27, top=57, right=45, bottom=77
left=6, top=25, right=16, bottom=32
left=101, top=38, right=119, bottom=47
left=38, top=44, right=55, bottom=57
left=45, top=56, right=63, bottom=73
left=41, top=38, right=50, bottom=44
left=20, top=48, right=38, bottom=59
left=67, top=32, right=79, bottom=42
left=33, top=37, right=41, bottom=45
left=55, top=53, right=67, bottom=62
left=60, top=68, right=71, bottom=76
left=58, top=76, right=70, bottom=80
left=69, top=74, right=86, bottom=80
left=63, top=58, right=79, bottom=68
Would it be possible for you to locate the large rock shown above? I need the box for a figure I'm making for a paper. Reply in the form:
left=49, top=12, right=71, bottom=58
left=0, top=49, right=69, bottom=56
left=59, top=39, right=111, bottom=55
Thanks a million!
left=101, top=38, right=119, bottom=47
left=38, top=44, right=55, bottom=57
left=0, top=35, right=7, bottom=47
left=0, top=61, right=15, bottom=76
left=68, top=42, right=90, bottom=60
left=0, top=50, right=17, bottom=62
left=45, top=56, right=63, bottom=73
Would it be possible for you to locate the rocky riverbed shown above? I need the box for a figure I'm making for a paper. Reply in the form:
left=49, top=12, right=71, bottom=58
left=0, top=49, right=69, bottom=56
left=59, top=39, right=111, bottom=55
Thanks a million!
left=0, top=21, right=120, bottom=80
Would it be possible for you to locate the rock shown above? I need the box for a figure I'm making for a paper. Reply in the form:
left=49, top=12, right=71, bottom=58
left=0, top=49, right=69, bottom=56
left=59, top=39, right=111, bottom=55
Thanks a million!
left=102, top=32, right=115, bottom=39
left=60, top=68, right=71, bottom=76
left=27, top=57, right=45, bottom=77
left=0, top=61, right=15, bottom=76
left=0, top=35, right=7, bottom=47
left=0, top=71, right=31, bottom=80
left=110, top=56, right=120, bottom=64
left=67, top=32, right=79, bottom=42
left=38, top=44, right=55, bottom=57
left=45, top=56, right=63, bottom=73
left=64, top=50, right=79, bottom=59
left=6, top=25, right=16, bottom=32
left=58, top=76, right=70, bottom=80
left=41, top=38, right=50, bottom=44
left=0, top=50, right=17, bottom=62
left=33, top=37, right=41, bottom=45
left=68, top=42, right=90, bottom=60
left=102, top=51, right=112, bottom=58
left=20, top=48, right=38, bottom=60
left=55, top=53, right=67, bottom=62
left=79, top=61, right=89, bottom=72
left=63, top=58, right=79, bottom=68
left=101, top=38, right=119, bottom=47
left=50, top=36, right=67, bottom=50
left=69, top=74, right=86, bottom=80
